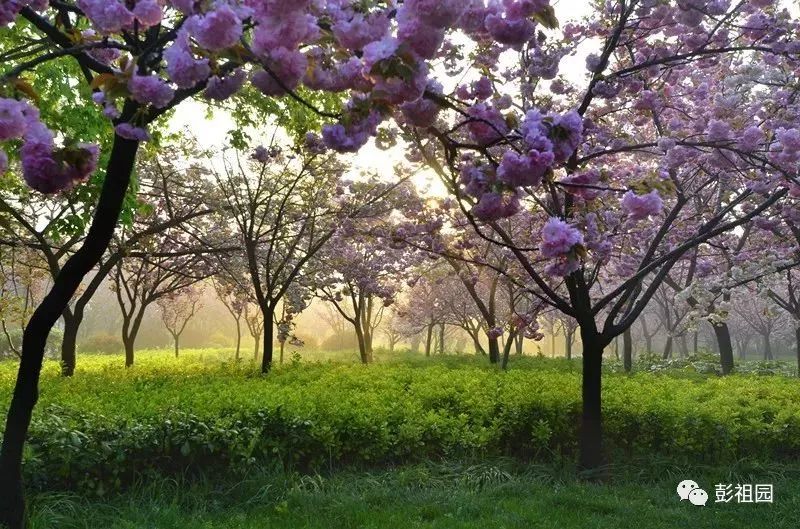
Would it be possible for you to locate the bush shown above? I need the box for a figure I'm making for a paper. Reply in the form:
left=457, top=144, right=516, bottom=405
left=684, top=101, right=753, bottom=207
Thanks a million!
left=1, top=352, right=799, bottom=494
left=0, top=327, right=62, bottom=360
left=320, top=331, right=358, bottom=351
left=80, top=333, right=123, bottom=354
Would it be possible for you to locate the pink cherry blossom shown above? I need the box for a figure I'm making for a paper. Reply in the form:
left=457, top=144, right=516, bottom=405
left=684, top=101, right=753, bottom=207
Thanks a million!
left=133, top=0, right=162, bottom=27
left=128, top=74, right=175, bottom=108
left=115, top=123, right=151, bottom=141
left=164, top=30, right=211, bottom=88
left=188, top=3, right=242, bottom=51
left=485, top=14, right=535, bottom=48
left=541, top=217, right=583, bottom=259
left=76, top=0, right=134, bottom=33
left=621, top=190, right=664, bottom=221
left=204, top=69, right=246, bottom=100
left=496, top=150, right=549, bottom=188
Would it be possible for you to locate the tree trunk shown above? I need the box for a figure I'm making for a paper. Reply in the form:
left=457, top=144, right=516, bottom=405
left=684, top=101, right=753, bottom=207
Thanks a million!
left=622, top=327, right=632, bottom=373
left=501, top=332, right=516, bottom=370
left=261, top=306, right=274, bottom=373
left=363, top=325, right=374, bottom=362
left=173, top=334, right=179, bottom=358
left=551, top=332, right=556, bottom=358
left=763, top=334, right=773, bottom=361
left=795, top=327, right=800, bottom=377
left=712, top=323, right=734, bottom=375
left=0, top=130, right=140, bottom=529
left=253, top=334, right=260, bottom=362
left=279, top=340, right=285, bottom=364
left=579, top=329, right=605, bottom=472
left=679, top=335, right=688, bottom=358
left=234, top=318, right=241, bottom=361
left=60, top=311, right=79, bottom=377
left=662, top=336, right=673, bottom=360
left=515, top=334, right=523, bottom=356
left=124, top=338, right=134, bottom=367
left=438, top=323, right=445, bottom=355
left=425, top=324, right=433, bottom=357
left=470, top=328, right=485, bottom=356
left=488, top=335, right=500, bottom=364
left=692, top=330, right=699, bottom=355
left=354, top=323, right=371, bottom=364
left=565, top=335, right=572, bottom=360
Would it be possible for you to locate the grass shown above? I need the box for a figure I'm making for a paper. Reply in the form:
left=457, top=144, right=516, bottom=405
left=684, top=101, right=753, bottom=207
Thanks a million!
left=28, top=459, right=800, bottom=529
left=3, top=348, right=799, bottom=527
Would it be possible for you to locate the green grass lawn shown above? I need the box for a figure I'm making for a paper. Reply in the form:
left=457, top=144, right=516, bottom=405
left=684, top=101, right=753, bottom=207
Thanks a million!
left=2, top=349, right=798, bottom=528
left=29, top=461, right=800, bottom=529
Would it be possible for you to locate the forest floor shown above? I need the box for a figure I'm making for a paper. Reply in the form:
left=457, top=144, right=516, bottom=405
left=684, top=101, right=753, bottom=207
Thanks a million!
left=1, top=348, right=797, bottom=528
left=29, top=460, right=800, bottom=528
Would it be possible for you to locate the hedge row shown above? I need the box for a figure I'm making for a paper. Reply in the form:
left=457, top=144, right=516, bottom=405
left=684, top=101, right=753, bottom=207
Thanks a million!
left=2, top=354, right=799, bottom=493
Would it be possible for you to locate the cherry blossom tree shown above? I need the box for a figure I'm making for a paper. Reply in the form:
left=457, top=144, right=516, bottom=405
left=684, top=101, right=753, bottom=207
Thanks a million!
left=399, top=1, right=799, bottom=470
left=0, top=141, right=214, bottom=375
left=0, top=247, right=47, bottom=358
left=207, top=143, right=362, bottom=372
left=0, top=0, right=565, bottom=519
left=212, top=274, right=248, bottom=360
left=316, top=226, right=415, bottom=363
left=157, top=284, right=203, bottom=358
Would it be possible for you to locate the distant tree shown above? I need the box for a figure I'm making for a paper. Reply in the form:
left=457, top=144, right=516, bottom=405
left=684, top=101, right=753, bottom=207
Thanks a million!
left=158, top=285, right=203, bottom=358
left=244, top=302, right=264, bottom=361
left=208, top=143, right=350, bottom=373
left=212, top=275, right=248, bottom=361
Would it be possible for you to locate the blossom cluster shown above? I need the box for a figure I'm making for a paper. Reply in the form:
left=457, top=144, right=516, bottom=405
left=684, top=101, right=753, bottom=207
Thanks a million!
left=458, top=108, right=584, bottom=223
left=0, top=97, right=99, bottom=193
left=540, top=217, right=584, bottom=276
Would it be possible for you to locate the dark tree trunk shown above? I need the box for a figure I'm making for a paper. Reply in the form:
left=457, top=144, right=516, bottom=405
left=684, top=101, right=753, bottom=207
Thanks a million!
left=60, top=310, right=80, bottom=377
left=565, top=334, right=573, bottom=360
left=679, top=335, right=689, bottom=358
left=501, top=332, right=516, bottom=370
left=662, top=336, right=673, bottom=360
left=471, top=331, right=485, bottom=356
left=0, top=133, right=139, bottom=529
left=713, top=323, right=735, bottom=375
left=122, top=310, right=145, bottom=368
left=173, top=334, right=179, bottom=358
left=692, top=331, right=699, bottom=355
left=437, top=323, right=445, bottom=355
left=622, top=327, right=632, bottom=373
left=579, top=329, right=605, bottom=472
left=425, top=324, right=433, bottom=357
left=488, top=335, right=500, bottom=364
left=354, top=322, right=372, bottom=364
left=796, top=327, right=800, bottom=377
left=363, top=327, right=374, bottom=362
left=124, top=338, right=134, bottom=367
left=261, top=306, right=274, bottom=373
